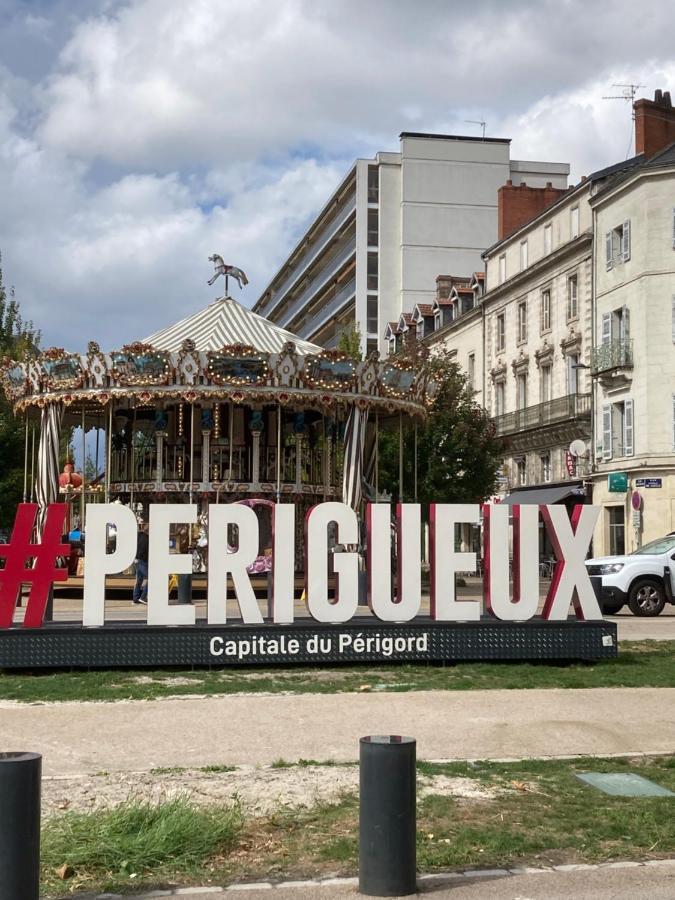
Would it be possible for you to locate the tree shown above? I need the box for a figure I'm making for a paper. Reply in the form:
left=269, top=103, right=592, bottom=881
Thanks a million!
left=378, top=341, right=504, bottom=505
left=0, top=256, right=39, bottom=527
left=337, top=324, right=363, bottom=361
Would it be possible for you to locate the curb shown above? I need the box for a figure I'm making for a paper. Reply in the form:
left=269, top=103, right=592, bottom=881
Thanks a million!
left=94, top=857, right=675, bottom=897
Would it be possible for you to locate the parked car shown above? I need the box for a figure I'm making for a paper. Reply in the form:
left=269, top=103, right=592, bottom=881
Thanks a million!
left=585, top=534, right=675, bottom=616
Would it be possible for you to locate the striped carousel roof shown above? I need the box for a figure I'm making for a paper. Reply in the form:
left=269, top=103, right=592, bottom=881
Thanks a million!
left=144, top=296, right=321, bottom=355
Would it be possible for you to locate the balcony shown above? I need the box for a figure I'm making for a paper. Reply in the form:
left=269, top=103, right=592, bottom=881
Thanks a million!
left=264, top=195, right=356, bottom=317
left=297, top=277, right=356, bottom=340
left=494, top=392, right=591, bottom=437
left=591, top=339, right=633, bottom=375
left=278, top=240, right=356, bottom=330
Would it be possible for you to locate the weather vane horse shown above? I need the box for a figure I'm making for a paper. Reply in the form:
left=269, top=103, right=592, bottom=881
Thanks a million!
left=208, top=255, right=249, bottom=294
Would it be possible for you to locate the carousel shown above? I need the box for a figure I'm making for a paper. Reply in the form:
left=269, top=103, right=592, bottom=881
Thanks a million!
left=0, top=259, right=434, bottom=572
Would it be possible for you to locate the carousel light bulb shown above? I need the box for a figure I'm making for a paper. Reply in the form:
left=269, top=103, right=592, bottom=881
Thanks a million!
left=214, top=404, right=221, bottom=439
left=178, top=403, right=184, bottom=437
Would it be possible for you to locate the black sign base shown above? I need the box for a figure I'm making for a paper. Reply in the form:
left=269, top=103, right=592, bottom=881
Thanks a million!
left=0, top=617, right=617, bottom=669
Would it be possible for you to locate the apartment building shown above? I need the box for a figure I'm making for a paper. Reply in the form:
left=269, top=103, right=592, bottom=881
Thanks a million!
left=588, top=91, right=675, bottom=555
left=254, top=134, right=569, bottom=356
left=481, top=179, right=594, bottom=506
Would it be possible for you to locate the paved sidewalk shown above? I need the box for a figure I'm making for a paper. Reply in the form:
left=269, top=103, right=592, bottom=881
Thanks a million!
left=87, top=859, right=675, bottom=899
left=4, top=687, right=675, bottom=775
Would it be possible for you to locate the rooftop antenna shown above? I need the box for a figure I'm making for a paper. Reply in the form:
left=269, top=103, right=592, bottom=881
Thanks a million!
left=465, top=119, right=487, bottom=139
left=602, top=82, right=645, bottom=157
left=602, top=82, right=645, bottom=114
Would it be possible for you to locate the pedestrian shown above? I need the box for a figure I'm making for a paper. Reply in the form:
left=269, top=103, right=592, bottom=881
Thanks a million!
left=176, top=525, right=193, bottom=604
left=133, top=522, right=149, bottom=605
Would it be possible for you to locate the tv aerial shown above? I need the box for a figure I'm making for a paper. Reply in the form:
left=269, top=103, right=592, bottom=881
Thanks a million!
left=465, top=119, right=487, bottom=139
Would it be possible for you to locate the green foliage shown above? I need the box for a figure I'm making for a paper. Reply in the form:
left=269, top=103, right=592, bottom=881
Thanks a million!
left=41, top=795, right=242, bottom=893
left=336, top=324, right=363, bottom=361
left=379, top=344, right=504, bottom=504
left=0, top=255, right=39, bottom=527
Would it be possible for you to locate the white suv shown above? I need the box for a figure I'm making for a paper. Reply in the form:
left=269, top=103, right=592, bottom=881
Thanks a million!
left=585, top=534, right=675, bottom=616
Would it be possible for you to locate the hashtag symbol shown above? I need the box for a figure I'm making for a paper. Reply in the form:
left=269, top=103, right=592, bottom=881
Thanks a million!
left=0, top=503, right=71, bottom=629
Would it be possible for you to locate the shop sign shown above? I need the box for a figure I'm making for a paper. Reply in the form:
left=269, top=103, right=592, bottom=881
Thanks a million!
left=0, top=501, right=603, bottom=631
left=608, top=472, right=628, bottom=493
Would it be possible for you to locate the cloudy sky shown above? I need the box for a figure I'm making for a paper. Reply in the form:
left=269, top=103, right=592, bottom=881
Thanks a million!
left=1, top=0, right=673, bottom=350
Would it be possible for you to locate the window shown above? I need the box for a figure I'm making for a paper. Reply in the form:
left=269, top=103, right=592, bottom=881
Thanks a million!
left=367, top=253, right=378, bottom=291
left=520, top=240, right=528, bottom=270
left=608, top=506, right=625, bottom=556
left=540, top=453, right=551, bottom=483
left=434, top=309, right=441, bottom=331
left=494, top=381, right=505, bottom=417
left=467, top=353, right=475, bottom=391
left=498, top=254, right=506, bottom=284
left=567, top=353, right=579, bottom=394
left=602, top=398, right=634, bottom=458
left=540, top=289, right=551, bottom=332
left=601, top=306, right=630, bottom=348
left=517, top=300, right=527, bottom=343
left=570, top=206, right=580, bottom=239
left=366, top=297, right=378, bottom=336
left=516, top=457, right=527, bottom=486
left=367, top=209, right=379, bottom=246
left=605, top=219, right=631, bottom=269
left=416, top=316, right=424, bottom=339
left=496, top=313, right=505, bottom=352
left=544, top=223, right=552, bottom=255
left=517, top=373, right=528, bottom=410
left=540, top=364, right=552, bottom=403
left=567, top=274, right=578, bottom=321
left=367, top=167, right=379, bottom=203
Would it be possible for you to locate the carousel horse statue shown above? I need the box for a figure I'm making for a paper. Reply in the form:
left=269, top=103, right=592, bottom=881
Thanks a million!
left=208, top=254, right=249, bottom=290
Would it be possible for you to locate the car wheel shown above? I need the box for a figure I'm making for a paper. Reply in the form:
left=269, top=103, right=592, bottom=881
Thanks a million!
left=627, top=579, right=666, bottom=617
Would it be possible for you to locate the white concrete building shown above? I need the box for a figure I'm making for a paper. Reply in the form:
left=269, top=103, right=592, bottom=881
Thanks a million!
left=588, top=142, right=675, bottom=555
left=254, top=134, right=568, bottom=356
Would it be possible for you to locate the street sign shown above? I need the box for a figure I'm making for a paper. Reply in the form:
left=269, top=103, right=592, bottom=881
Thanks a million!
left=608, top=472, right=628, bottom=493
left=635, top=478, right=662, bottom=489
left=632, top=510, right=641, bottom=528
left=631, top=491, right=642, bottom=511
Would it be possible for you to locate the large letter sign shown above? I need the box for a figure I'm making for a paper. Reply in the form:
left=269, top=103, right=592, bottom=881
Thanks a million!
left=0, top=501, right=605, bottom=631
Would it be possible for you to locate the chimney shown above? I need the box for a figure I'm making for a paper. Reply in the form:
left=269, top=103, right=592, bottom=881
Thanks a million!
left=634, top=89, right=675, bottom=159
left=497, top=182, right=566, bottom=241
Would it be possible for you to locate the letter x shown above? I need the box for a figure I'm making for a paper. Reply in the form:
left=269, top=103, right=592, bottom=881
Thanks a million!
left=540, top=505, right=601, bottom=621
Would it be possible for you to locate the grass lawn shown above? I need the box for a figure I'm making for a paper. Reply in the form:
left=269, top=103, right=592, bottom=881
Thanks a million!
left=40, top=754, right=675, bottom=897
left=2, top=640, right=675, bottom=703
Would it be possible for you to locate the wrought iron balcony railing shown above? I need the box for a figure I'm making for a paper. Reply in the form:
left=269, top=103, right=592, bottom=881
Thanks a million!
left=591, top=339, right=633, bottom=375
left=493, top=392, right=591, bottom=437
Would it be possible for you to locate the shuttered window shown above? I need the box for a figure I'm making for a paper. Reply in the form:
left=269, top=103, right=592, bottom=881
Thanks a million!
left=602, top=404, right=612, bottom=459
left=601, top=312, right=611, bottom=344
left=606, top=232, right=613, bottom=270
left=622, top=219, right=631, bottom=262
left=623, top=399, right=634, bottom=457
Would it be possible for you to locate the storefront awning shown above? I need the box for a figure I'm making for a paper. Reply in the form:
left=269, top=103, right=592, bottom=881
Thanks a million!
left=503, top=486, right=586, bottom=506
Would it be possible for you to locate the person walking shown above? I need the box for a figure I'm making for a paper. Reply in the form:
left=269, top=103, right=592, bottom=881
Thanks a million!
left=133, top=523, right=149, bottom=605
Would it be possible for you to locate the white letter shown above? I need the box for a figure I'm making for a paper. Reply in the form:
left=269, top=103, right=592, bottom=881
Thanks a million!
left=147, top=504, right=197, bottom=626
left=272, top=504, right=295, bottom=624
left=83, top=504, right=137, bottom=627
left=484, top=504, right=539, bottom=621
left=430, top=503, right=481, bottom=621
left=367, top=503, right=421, bottom=622
left=210, top=637, right=224, bottom=656
left=541, top=504, right=601, bottom=620
left=306, top=502, right=358, bottom=623
left=208, top=504, right=262, bottom=625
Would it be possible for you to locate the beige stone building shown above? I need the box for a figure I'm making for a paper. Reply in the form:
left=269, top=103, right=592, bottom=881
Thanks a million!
left=588, top=137, right=675, bottom=555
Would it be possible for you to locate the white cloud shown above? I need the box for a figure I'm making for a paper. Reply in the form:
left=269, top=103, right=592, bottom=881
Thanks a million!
left=1, top=0, right=675, bottom=351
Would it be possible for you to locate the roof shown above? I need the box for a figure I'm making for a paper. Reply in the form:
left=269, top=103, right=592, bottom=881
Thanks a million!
left=399, top=131, right=511, bottom=144
left=144, top=296, right=322, bottom=355
left=591, top=142, right=675, bottom=201
left=452, top=286, right=474, bottom=295
left=503, top=485, right=586, bottom=506
left=414, top=304, right=435, bottom=316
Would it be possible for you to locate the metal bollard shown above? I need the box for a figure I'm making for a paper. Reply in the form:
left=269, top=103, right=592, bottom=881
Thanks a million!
left=359, top=735, right=416, bottom=897
left=0, top=752, right=42, bottom=900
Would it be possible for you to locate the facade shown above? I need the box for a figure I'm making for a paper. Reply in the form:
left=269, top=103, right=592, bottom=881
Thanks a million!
left=588, top=141, right=675, bottom=556
left=254, top=134, right=568, bottom=356
left=481, top=181, right=594, bottom=504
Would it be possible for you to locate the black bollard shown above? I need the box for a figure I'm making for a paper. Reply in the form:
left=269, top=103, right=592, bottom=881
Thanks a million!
left=0, top=752, right=41, bottom=900
left=359, top=735, right=416, bottom=897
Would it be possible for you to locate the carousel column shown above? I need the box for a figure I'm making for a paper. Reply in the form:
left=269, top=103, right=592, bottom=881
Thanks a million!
left=155, top=430, right=165, bottom=490
left=201, top=428, right=211, bottom=488
left=250, top=410, right=264, bottom=488
left=276, top=403, right=281, bottom=503
left=80, top=406, right=86, bottom=527
left=105, top=403, right=112, bottom=502
left=294, top=412, right=305, bottom=493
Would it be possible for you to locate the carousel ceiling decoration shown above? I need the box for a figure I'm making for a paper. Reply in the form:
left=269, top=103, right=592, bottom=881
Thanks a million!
left=0, top=286, right=434, bottom=418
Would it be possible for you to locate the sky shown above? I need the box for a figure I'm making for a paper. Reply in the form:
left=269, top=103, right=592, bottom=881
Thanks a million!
left=0, top=0, right=673, bottom=350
